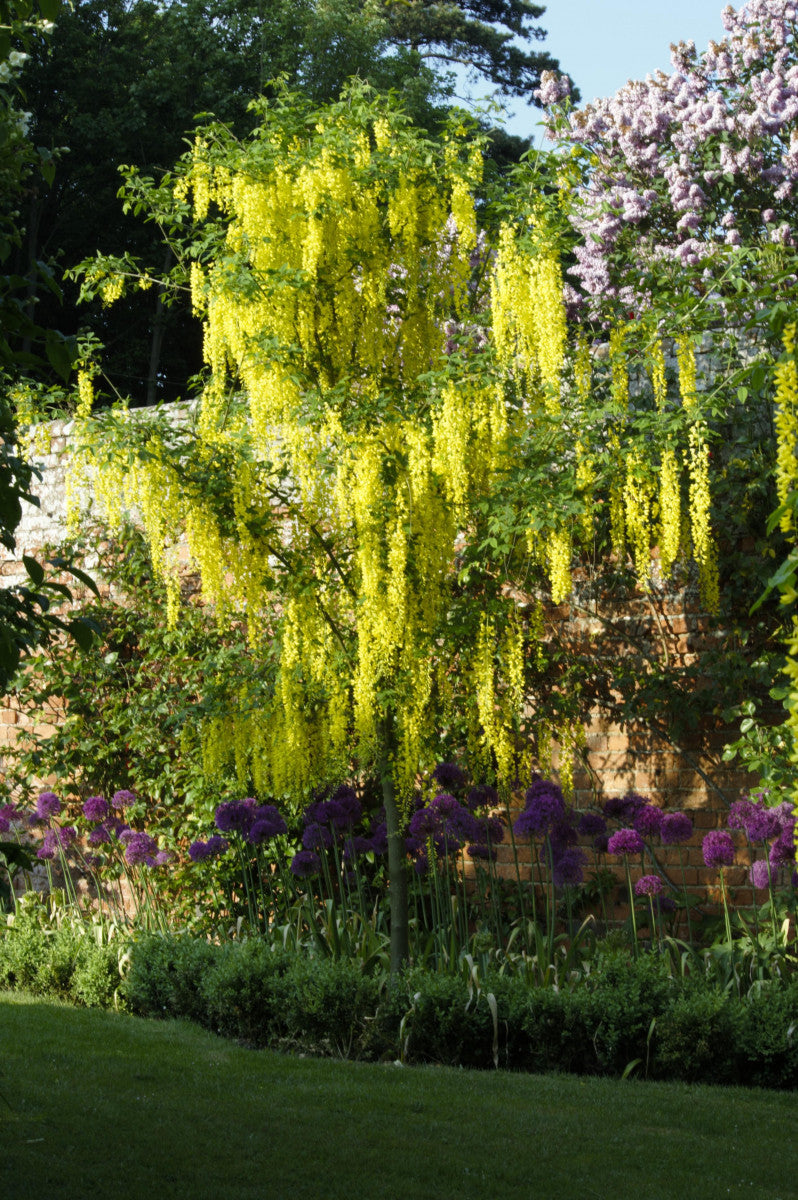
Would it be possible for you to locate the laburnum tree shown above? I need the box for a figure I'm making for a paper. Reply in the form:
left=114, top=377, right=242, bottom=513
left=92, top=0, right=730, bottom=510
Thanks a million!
left=68, top=84, right=741, bottom=968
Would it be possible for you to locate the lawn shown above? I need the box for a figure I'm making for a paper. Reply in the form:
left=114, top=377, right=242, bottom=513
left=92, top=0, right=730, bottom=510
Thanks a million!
left=1, top=992, right=795, bottom=1200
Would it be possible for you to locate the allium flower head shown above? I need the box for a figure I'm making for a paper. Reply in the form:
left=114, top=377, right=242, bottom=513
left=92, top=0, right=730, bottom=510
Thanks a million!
left=466, top=784, right=499, bottom=811
left=112, top=789, right=137, bottom=809
left=577, top=811, right=607, bottom=837
left=302, top=822, right=333, bottom=851
left=634, top=874, right=664, bottom=897
left=324, top=787, right=362, bottom=831
left=633, top=804, right=664, bottom=837
left=702, top=830, right=735, bottom=868
left=607, top=829, right=644, bottom=856
left=36, top=791, right=61, bottom=820
left=432, top=762, right=468, bottom=791
left=214, top=798, right=256, bottom=836
left=749, top=859, right=772, bottom=890
left=88, top=823, right=111, bottom=846
left=290, top=849, right=320, bottom=878
left=466, top=843, right=497, bottom=861
left=82, top=795, right=109, bottom=823
left=247, top=804, right=287, bottom=844
left=514, top=780, right=566, bottom=837
left=124, top=831, right=158, bottom=865
left=603, top=793, right=647, bottom=822
left=343, top=835, right=372, bottom=862
left=660, top=812, right=693, bottom=845
left=552, top=846, right=587, bottom=887
left=37, top=830, right=58, bottom=860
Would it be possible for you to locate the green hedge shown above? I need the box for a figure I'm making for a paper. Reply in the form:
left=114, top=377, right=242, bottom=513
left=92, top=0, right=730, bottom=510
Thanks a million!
left=3, top=917, right=798, bottom=1088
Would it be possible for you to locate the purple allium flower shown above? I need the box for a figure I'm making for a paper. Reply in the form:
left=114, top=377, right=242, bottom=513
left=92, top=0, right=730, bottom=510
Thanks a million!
left=112, top=789, right=137, bottom=808
left=603, top=793, right=646, bottom=822
left=634, top=805, right=664, bottom=837
left=467, top=843, right=497, bottom=861
left=769, top=825, right=796, bottom=867
left=552, top=846, right=587, bottom=887
left=82, top=794, right=109, bottom=823
left=57, top=826, right=77, bottom=848
left=593, top=833, right=610, bottom=854
left=660, top=812, right=693, bottom=845
left=188, top=835, right=228, bottom=862
left=247, top=805, right=288, bottom=844
left=151, top=850, right=172, bottom=867
left=514, top=780, right=566, bottom=837
left=0, top=814, right=9, bottom=834
left=124, top=831, right=158, bottom=865
left=214, top=798, right=256, bottom=836
left=36, top=791, right=61, bottom=820
left=323, top=787, right=362, bottom=831
left=290, top=849, right=320, bottom=878
left=634, top=874, right=664, bottom=897
left=465, top=784, right=499, bottom=811
left=607, top=829, right=644, bottom=856
left=432, top=762, right=468, bottom=791
left=577, top=811, right=607, bottom=837
left=88, top=823, right=111, bottom=846
left=343, top=835, right=372, bottom=862
left=749, top=859, right=772, bottom=890
left=302, top=822, right=333, bottom=851
left=369, top=820, right=388, bottom=856
left=37, top=830, right=58, bottom=860
left=702, top=830, right=735, bottom=868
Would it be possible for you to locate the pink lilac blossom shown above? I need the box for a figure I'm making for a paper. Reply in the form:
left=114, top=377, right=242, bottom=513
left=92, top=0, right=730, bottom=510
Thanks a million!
left=541, top=0, right=798, bottom=306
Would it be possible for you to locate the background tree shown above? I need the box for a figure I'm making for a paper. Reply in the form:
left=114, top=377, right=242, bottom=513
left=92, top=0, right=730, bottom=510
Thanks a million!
left=17, top=0, right=571, bottom=405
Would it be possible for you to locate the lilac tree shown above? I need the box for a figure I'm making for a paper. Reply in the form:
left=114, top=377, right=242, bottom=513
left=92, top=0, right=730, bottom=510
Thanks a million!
left=538, top=0, right=798, bottom=316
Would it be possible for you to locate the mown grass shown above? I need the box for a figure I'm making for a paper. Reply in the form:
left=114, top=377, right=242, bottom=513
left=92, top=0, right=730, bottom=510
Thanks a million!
left=1, top=991, right=796, bottom=1200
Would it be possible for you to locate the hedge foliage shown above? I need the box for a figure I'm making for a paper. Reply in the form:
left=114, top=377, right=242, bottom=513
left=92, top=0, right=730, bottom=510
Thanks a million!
left=3, top=918, right=798, bottom=1087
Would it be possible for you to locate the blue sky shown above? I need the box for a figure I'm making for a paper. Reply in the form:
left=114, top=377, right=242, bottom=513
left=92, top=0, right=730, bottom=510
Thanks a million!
left=460, top=0, right=736, bottom=139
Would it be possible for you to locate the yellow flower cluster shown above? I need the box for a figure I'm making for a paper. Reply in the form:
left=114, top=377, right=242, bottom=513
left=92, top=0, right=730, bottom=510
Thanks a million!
left=490, top=221, right=567, bottom=412
left=774, top=323, right=798, bottom=533
left=677, top=336, right=719, bottom=613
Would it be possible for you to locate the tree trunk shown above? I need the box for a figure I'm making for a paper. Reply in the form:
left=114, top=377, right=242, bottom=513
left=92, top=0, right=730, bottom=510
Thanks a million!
left=145, top=247, right=172, bottom=406
left=379, top=714, right=409, bottom=974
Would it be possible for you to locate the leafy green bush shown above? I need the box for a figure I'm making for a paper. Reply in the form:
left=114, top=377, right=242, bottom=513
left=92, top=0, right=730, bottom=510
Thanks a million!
left=653, top=988, right=742, bottom=1085
left=125, top=932, right=221, bottom=1024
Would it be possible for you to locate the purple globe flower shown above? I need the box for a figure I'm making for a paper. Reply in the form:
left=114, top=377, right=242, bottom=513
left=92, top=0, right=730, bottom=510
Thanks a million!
left=552, top=846, right=587, bottom=887
left=150, top=850, right=172, bottom=868
left=634, top=874, right=664, bottom=897
left=769, top=826, right=796, bottom=867
left=290, top=849, right=320, bottom=878
left=465, top=784, right=499, bottom=811
left=124, top=832, right=158, bottom=866
left=607, top=829, right=644, bottom=857
left=0, top=814, right=9, bottom=834
left=88, top=823, right=111, bottom=846
left=343, top=835, right=373, bottom=862
left=633, top=805, right=664, bottom=837
left=577, top=811, right=607, bottom=837
left=749, top=859, right=772, bottom=890
left=369, top=820, right=388, bottom=856
left=82, top=794, right=109, bottom=823
left=514, top=780, right=566, bottom=837
left=112, top=789, right=137, bottom=809
left=214, top=798, right=256, bottom=836
left=207, top=834, right=229, bottom=857
left=702, top=830, right=735, bottom=868
left=57, top=826, right=77, bottom=848
left=188, top=840, right=211, bottom=862
left=247, top=805, right=288, bottom=844
left=660, top=812, right=693, bottom=845
left=302, top=822, right=333, bottom=851
left=432, top=762, right=468, bottom=791
left=37, top=830, right=58, bottom=860
left=36, top=792, right=61, bottom=821
left=729, top=798, right=780, bottom=841
left=466, top=843, right=497, bottom=861
left=603, top=793, right=646, bottom=822
left=323, top=787, right=362, bottom=831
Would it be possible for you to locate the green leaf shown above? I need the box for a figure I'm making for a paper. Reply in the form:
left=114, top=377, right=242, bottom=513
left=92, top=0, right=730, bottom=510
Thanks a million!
left=22, top=555, right=45, bottom=587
